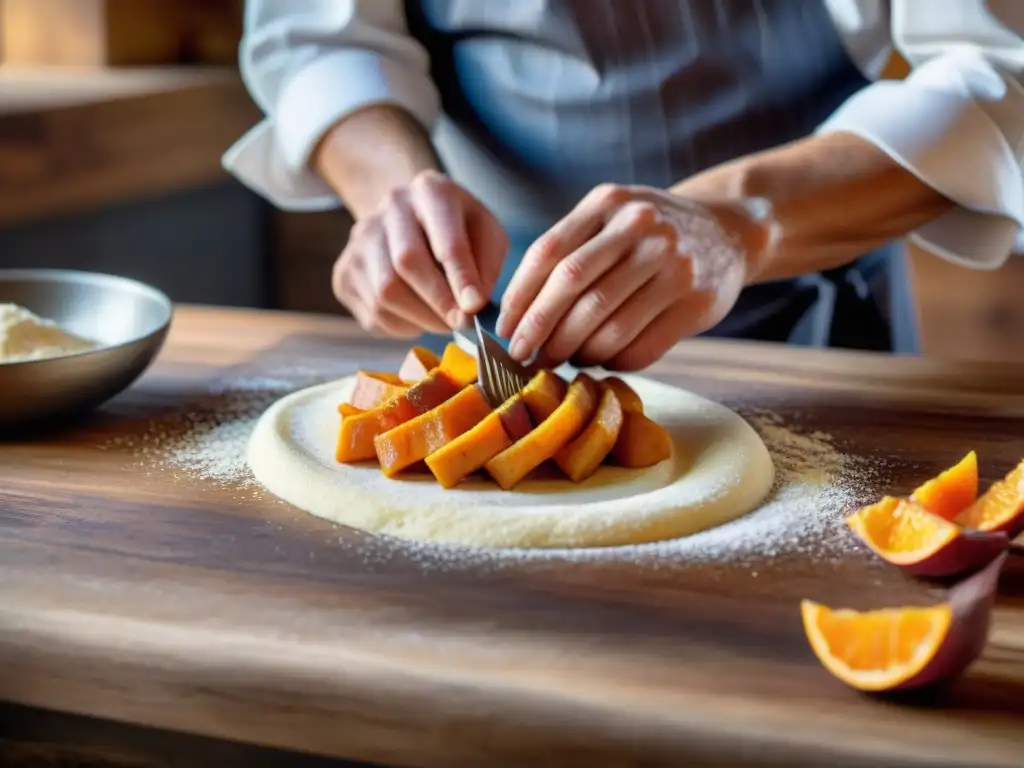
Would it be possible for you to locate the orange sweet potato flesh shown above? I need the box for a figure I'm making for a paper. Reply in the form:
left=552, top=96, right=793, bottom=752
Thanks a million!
left=335, top=403, right=367, bottom=463
left=497, top=394, right=535, bottom=443
left=425, top=393, right=534, bottom=489
left=521, top=369, right=568, bottom=424
left=438, top=342, right=479, bottom=388
left=336, top=369, right=462, bottom=463
left=611, top=412, right=672, bottom=468
left=602, top=376, right=673, bottom=469
left=349, top=370, right=410, bottom=410
left=397, top=346, right=441, bottom=382
left=337, top=403, right=365, bottom=418
left=485, top=373, right=600, bottom=490
left=375, top=383, right=493, bottom=477
left=554, top=382, right=624, bottom=482
left=604, top=377, right=643, bottom=414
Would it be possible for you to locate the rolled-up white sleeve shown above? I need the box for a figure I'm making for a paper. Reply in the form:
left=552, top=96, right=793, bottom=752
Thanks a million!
left=818, top=1, right=1024, bottom=269
left=222, top=0, right=441, bottom=211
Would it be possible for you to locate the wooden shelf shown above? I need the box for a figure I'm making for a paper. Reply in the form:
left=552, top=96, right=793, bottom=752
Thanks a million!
left=1, top=0, right=242, bottom=67
left=0, top=66, right=261, bottom=225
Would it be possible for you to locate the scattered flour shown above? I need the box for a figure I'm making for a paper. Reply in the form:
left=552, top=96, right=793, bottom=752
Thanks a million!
left=341, top=408, right=884, bottom=569
left=101, top=363, right=358, bottom=494
left=104, top=369, right=881, bottom=565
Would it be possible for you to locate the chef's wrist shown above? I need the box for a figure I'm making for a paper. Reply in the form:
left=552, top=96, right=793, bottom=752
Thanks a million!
left=668, top=172, right=779, bottom=286
left=673, top=133, right=954, bottom=285
left=312, top=104, right=443, bottom=220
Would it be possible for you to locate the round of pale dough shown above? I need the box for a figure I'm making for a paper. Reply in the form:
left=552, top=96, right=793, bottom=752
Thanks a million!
left=247, top=374, right=774, bottom=549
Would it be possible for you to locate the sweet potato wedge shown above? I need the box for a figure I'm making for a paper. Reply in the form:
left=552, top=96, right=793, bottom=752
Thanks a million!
left=610, top=411, right=673, bottom=469
left=521, top=370, right=568, bottom=424
left=603, top=376, right=643, bottom=414
left=425, top=393, right=534, bottom=489
left=485, top=373, right=600, bottom=490
left=438, top=342, right=479, bottom=388
left=397, top=345, right=441, bottom=382
left=375, top=383, right=493, bottom=477
left=349, top=370, right=410, bottom=410
left=336, top=369, right=462, bottom=463
left=554, top=382, right=624, bottom=482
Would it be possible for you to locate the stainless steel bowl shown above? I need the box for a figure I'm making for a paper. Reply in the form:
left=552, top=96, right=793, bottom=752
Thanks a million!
left=0, top=269, right=172, bottom=429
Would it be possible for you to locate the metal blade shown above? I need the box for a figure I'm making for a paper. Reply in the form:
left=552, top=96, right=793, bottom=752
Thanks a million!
left=472, top=303, right=532, bottom=407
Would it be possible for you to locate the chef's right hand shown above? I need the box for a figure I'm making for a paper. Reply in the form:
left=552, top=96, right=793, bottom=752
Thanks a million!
left=332, top=170, right=509, bottom=337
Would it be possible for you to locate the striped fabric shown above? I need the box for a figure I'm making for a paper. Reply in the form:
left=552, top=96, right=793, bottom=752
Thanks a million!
left=409, top=0, right=866, bottom=227
left=406, top=0, right=908, bottom=350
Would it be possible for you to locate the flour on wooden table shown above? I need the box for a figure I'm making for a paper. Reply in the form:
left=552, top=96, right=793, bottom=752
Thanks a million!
left=101, top=362, right=359, bottom=496
left=105, top=368, right=877, bottom=564
left=338, top=409, right=880, bottom=569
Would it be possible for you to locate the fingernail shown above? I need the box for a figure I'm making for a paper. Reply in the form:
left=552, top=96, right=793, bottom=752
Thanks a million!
left=460, top=286, right=483, bottom=311
left=446, top=309, right=466, bottom=328
left=509, top=337, right=529, bottom=361
left=495, top=310, right=510, bottom=337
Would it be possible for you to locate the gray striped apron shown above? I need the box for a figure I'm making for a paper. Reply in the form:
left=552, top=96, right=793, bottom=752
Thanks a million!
left=408, top=0, right=917, bottom=354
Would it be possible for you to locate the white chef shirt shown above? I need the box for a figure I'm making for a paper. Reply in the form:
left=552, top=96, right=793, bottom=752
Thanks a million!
left=223, top=0, right=1024, bottom=270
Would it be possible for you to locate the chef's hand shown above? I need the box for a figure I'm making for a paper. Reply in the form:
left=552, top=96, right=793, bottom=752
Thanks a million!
left=333, top=170, right=509, bottom=337
left=495, top=184, right=773, bottom=370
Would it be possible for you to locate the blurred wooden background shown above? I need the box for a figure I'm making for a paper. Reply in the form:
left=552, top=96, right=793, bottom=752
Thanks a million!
left=0, top=0, right=1018, bottom=362
left=1, top=0, right=243, bottom=66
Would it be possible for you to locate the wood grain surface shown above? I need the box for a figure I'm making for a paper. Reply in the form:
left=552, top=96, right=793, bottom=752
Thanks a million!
left=2, top=306, right=1024, bottom=767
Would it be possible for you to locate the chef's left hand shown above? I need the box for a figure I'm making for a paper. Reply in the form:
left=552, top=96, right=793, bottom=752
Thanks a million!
left=495, top=184, right=773, bottom=371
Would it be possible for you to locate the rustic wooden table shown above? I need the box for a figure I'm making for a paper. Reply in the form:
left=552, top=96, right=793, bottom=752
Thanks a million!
left=2, top=305, right=1024, bottom=768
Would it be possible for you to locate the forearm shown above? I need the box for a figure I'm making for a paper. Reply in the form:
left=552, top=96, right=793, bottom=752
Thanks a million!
left=671, top=132, right=953, bottom=284
left=312, top=104, right=442, bottom=220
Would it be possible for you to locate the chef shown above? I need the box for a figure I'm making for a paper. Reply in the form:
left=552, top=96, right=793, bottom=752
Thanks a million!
left=224, top=1, right=1024, bottom=370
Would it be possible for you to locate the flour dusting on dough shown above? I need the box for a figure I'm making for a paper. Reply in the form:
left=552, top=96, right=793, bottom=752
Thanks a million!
left=106, top=362, right=883, bottom=566
left=246, top=375, right=775, bottom=549
left=335, top=409, right=881, bottom=569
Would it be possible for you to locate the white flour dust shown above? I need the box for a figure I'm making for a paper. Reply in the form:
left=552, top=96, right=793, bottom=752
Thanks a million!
left=101, top=363, right=358, bottom=495
left=104, top=371, right=880, bottom=565
left=342, top=409, right=883, bottom=569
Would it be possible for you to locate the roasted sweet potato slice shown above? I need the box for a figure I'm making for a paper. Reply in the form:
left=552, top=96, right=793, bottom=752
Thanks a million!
left=603, top=376, right=643, bottom=414
left=428, top=369, right=567, bottom=489
left=336, top=370, right=463, bottom=463
left=335, top=403, right=366, bottom=463
left=425, top=393, right=534, bottom=489
left=438, top=342, right=479, bottom=388
left=554, top=382, right=624, bottom=482
left=348, top=370, right=410, bottom=410
left=600, top=376, right=672, bottom=469
left=496, top=396, right=534, bottom=442
left=521, top=369, right=568, bottom=424
left=375, top=383, right=493, bottom=477
left=485, top=373, right=600, bottom=490
left=397, top=345, right=441, bottom=382
left=610, top=412, right=672, bottom=468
